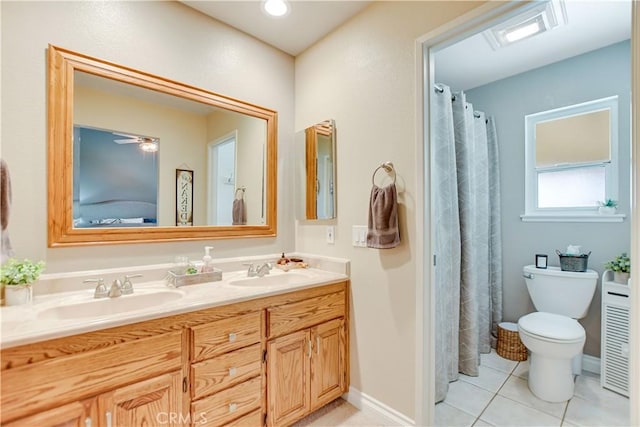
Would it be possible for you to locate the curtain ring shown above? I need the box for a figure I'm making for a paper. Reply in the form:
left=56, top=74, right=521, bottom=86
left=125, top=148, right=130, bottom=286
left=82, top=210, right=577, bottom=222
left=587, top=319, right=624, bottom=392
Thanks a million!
left=371, top=162, right=396, bottom=186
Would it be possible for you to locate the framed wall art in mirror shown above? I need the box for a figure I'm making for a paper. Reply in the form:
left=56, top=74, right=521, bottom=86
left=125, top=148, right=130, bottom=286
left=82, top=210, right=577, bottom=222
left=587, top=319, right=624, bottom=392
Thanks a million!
left=304, top=119, right=336, bottom=220
left=48, top=45, right=277, bottom=246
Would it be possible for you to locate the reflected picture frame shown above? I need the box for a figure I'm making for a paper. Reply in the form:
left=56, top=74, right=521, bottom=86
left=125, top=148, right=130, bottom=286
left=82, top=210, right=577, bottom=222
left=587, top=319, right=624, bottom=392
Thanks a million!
left=176, top=169, right=194, bottom=226
left=535, top=254, right=548, bottom=269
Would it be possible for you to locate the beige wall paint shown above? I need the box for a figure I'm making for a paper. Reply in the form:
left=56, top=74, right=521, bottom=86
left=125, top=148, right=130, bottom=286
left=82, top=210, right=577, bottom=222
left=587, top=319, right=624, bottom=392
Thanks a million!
left=1, top=1, right=294, bottom=272
left=295, top=1, right=484, bottom=419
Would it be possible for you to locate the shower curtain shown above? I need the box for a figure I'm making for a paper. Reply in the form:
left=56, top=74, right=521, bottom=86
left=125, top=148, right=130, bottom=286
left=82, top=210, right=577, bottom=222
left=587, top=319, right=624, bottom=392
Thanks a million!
left=433, top=84, right=503, bottom=403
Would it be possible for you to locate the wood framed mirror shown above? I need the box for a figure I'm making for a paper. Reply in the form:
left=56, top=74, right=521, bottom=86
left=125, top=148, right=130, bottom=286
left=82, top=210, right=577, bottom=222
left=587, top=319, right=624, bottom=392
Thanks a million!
left=48, top=45, right=277, bottom=246
left=305, top=119, right=336, bottom=220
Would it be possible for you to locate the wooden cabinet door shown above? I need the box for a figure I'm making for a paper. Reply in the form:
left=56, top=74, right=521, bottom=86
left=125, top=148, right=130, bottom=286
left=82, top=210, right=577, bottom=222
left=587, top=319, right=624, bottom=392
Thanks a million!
left=267, top=329, right=310, bottom=426
left=3, top=399, right=97, bottom=427
left=98, top=371, right=183, bottom=427
left=310, top=318, right=345, bottom=411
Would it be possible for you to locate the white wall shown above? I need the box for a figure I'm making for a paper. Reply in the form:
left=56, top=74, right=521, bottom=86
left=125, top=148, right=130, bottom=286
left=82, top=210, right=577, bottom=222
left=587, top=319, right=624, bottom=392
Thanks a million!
left=295, top=1, right=484, bottom=419
left=1, top=1, right=295, bottom=272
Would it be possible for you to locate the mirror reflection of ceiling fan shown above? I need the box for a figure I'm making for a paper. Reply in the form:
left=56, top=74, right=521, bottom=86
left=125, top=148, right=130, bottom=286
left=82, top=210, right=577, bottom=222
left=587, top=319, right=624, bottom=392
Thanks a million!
left=112, top=132, right=159, bottom=152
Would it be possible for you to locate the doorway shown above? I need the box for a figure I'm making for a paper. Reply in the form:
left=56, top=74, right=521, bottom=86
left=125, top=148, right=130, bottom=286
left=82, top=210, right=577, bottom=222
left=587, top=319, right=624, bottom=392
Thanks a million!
left=207, top=131, right=237, bottom=226
left=417, top=2, right=637, bottom=426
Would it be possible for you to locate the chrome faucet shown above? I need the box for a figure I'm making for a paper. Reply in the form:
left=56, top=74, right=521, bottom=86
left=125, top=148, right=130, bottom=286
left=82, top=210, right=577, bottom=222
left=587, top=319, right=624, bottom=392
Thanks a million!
left=84, top=278, right=108, bottom=299
left=244, top=262, right=273, bottom=277
left=121, top=274, right=142, bottom=295
left=255, top=262, right=273, bottom=277
left=108, top=279, right=123, bottom=298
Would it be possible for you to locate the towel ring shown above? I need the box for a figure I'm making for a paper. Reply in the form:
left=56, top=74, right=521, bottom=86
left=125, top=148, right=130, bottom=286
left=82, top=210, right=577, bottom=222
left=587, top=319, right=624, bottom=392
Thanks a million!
left=235, top=187, right=245, bottom=198
left=371, top=162, right=396, bottom=186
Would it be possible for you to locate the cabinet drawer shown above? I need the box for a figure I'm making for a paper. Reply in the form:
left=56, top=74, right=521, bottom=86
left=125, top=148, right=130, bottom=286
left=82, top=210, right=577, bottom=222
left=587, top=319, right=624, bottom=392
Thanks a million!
left=192, top=343, right=262, bottom=399
left=267, top=291, right=345, bottom=338
left=223, top=409, right=263, bottom=427
left=192, top=376, right=262, bottom=427
left=192, top=312, right=263, bottom=362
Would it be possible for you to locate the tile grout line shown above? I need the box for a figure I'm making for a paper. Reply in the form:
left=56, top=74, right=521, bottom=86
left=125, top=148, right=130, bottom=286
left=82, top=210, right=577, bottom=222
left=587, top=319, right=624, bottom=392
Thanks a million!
left=472, top=360, right=515, bottom=426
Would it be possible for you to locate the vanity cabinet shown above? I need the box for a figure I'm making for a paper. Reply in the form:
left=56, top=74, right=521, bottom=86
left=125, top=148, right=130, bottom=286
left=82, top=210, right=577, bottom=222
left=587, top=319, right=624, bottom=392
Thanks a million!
left=266, top=291, right=347, bottom=426
left=1, top=281, right=349, bottom=427
left=190, top=312, right=264, bottom=426
left=1, top=332, right=185, bottom=427
left=3, top=398, right=97, bottom=427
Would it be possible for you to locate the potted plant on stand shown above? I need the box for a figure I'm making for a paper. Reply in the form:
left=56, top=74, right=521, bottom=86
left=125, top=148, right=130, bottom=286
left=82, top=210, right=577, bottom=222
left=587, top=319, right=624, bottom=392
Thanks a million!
left=1, top=258, right=45, bottom=306
left=604, top=253, right=631, bottom=284
left=598, top=199, right=618, bottom=215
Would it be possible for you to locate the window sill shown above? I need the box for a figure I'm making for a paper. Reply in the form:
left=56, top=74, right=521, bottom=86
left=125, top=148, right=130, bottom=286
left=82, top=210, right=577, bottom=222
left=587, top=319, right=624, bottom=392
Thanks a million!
left=520, top=213, right=626, bottom=223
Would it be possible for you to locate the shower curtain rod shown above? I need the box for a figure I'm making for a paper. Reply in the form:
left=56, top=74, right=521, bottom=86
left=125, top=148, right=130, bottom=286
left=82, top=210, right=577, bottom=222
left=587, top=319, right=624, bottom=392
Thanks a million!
left=434, top=84, right=486, bottom=121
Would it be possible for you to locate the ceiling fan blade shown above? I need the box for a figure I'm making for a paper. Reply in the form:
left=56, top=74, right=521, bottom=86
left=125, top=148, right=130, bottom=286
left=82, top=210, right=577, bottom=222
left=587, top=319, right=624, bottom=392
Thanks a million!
left=112, top=131, right=139, bottom=139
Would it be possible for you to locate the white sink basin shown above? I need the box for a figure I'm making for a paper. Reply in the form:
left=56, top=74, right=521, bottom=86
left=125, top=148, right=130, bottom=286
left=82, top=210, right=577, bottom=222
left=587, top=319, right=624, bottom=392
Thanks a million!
left=37, top=289, right=186, bottom=320
left=228, top=270, right=314, bottom=288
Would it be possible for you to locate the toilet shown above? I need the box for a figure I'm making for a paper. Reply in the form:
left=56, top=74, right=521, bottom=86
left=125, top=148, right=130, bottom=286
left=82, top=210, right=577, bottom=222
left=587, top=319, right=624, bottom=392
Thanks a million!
left=518, top=265, right=598, bottom=402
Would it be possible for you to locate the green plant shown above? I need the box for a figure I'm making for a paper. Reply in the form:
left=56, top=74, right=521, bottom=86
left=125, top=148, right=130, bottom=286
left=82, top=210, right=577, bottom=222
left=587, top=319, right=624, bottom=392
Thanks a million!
left=604, top=253, right=630, bottom=273
left=599, top=198, right=618, bottom=207
left=0, top=258, right=45, bottom=285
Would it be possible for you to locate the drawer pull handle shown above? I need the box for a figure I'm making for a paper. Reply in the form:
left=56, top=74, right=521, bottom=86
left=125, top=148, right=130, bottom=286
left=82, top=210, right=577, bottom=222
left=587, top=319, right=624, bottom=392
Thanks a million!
left=105, top=411, right=112, bottom=427
left=317, top=336, right=320, bottom=355
left=229, top=367, right=237, bottom=376
left=229, top=333, right=237, bottom=342
left=85, top=418, right=92, bottom=427
left=229, top=403, right=237, bottom=413
left=308, top=339, right=312, bottom=359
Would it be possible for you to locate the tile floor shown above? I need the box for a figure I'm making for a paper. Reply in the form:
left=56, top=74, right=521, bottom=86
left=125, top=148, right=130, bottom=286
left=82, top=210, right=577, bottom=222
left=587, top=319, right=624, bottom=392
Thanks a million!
left=435, top=350, right=630, bottom=427
left=296, top=350, right=630, bottom=427
left=294, top=398, right=385, bottom=427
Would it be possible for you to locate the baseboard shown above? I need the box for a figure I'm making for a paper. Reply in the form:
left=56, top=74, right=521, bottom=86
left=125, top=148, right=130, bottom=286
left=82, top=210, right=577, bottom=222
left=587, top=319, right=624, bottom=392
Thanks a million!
left=342, top=387, right=414, bottom=426
left=583, top=354, right=601, bottom=375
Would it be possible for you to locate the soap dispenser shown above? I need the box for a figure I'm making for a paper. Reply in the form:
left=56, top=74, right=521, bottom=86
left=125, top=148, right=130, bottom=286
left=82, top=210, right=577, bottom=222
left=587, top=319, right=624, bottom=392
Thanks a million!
left=201, top=246, right=215, bottom=273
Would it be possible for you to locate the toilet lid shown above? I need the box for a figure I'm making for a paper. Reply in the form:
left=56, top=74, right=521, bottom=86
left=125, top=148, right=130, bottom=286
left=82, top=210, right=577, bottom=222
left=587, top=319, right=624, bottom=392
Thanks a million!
left=518, top=312, right=585, bottom=341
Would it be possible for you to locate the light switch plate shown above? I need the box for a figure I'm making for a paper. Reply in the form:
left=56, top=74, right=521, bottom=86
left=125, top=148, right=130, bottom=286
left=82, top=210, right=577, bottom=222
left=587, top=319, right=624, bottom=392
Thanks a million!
left=352, top=225, right=368, bottom=247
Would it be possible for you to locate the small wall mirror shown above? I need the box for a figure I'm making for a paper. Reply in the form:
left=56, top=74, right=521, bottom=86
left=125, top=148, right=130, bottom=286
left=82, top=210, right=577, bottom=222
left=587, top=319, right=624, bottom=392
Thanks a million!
left=48, top=45, right=277, bottom=246
left=304, top=120, right=336, bottom=220
left=524, top=96, right=618, bottom=215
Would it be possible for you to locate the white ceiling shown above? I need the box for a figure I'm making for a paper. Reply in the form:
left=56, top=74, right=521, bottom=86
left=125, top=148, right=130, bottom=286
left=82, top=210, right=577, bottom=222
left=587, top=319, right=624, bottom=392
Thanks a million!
left=435, top=0, right=632, bottom=91
left=181, top=1, right=372, bottom=56
left=180, top=1, right=631, bottom=88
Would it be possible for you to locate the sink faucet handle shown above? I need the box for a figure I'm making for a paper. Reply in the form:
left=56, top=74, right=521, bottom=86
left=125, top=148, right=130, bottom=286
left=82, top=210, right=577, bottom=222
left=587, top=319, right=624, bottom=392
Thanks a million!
left=108, top=279, right=123, bottom=298
left=242, top=262, right=258, bottom=277
left=84, top=278, right=108, bottom=299
left=121, top=274, right=142, bottom=295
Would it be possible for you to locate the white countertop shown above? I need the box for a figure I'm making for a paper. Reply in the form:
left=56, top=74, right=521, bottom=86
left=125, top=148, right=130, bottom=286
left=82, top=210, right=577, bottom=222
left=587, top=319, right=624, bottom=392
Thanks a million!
left=1, top=266, right=348, bottom=349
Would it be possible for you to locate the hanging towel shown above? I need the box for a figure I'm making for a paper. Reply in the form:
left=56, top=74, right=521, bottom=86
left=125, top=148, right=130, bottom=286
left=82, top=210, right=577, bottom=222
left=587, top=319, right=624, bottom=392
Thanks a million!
left=232, top=197, right=246, bottom=225
left=366, top=183, right=400, bottom=249
left=1, top=159, right=15, bottom=262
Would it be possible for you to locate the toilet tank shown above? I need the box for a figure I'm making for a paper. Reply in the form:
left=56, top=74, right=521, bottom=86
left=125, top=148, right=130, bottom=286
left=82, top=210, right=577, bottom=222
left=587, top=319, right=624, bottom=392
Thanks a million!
left=523, top=265, right=598, bottom=319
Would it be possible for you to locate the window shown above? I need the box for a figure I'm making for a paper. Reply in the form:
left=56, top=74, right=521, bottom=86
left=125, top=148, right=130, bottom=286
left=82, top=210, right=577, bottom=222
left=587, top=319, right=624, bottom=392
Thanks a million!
left=522, top=96, right=622, bottom=222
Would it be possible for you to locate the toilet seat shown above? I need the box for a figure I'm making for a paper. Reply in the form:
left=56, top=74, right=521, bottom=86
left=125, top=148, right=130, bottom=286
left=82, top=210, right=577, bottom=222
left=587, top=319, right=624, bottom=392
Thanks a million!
left=518, top=312, right=585, bottom=343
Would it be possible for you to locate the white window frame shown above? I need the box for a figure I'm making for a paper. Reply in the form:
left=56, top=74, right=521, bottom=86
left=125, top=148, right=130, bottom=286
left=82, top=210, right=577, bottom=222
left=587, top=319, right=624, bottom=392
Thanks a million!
left=521, top=96, right=624, bottom=222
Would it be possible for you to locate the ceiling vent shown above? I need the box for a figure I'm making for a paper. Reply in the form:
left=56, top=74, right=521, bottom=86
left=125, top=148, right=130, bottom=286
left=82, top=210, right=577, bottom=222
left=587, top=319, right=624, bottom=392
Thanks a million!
left=483, top=0, right=568, bottom=49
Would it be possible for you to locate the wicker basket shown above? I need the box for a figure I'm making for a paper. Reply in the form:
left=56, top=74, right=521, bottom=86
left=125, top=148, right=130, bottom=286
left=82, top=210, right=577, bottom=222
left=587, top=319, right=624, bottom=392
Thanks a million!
left=496, top=322, right=527, bottom=361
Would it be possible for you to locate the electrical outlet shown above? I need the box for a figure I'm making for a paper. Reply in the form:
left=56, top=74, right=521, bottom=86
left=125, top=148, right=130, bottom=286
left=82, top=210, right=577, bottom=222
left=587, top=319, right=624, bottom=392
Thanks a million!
left=326, top=226, right=335, bottom=244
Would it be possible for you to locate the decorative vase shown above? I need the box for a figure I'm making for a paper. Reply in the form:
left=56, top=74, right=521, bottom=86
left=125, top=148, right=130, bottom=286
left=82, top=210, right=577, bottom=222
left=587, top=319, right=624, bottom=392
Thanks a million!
left=613, top=271, right=630, bottom=284
left=4, top=283, right=33, bottom=306
left=598, top=206, right=617, bottom=215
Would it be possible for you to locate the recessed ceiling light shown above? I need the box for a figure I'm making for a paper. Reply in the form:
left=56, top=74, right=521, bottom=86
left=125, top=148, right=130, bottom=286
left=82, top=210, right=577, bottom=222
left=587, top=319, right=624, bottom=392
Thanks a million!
left=263, top=0, right=289, bottom=17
